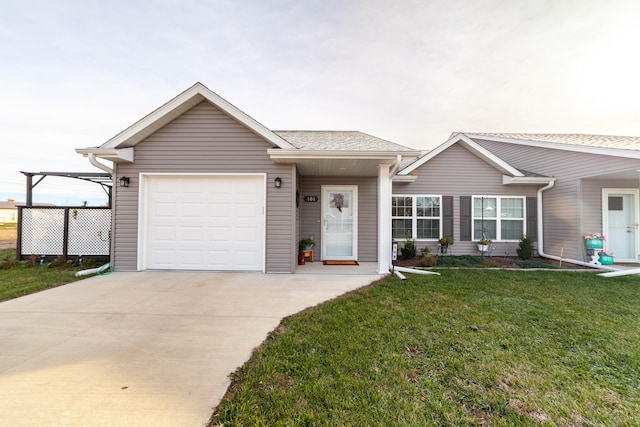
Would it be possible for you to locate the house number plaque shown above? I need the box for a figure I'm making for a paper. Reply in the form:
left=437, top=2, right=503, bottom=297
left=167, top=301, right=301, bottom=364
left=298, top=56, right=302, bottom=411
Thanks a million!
left=304, top=196, right=319, bottom=202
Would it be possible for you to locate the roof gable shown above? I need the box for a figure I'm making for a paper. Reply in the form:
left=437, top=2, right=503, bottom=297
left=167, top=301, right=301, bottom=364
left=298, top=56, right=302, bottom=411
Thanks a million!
left=398, top=133, right=523, bottom=176
left=96, top=82, right=294, bottom=151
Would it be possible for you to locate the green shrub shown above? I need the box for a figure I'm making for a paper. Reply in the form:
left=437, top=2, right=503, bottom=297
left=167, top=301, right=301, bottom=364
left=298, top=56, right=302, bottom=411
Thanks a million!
left=401, top=236, right=417, bottom=259
left=517, top=234, right=534, bottom=260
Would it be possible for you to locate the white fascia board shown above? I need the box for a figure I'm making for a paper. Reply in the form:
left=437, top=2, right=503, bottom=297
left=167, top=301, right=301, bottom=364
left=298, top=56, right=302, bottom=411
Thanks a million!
left=75, top=147, right=134, bottom=163
left=98, top=82, right=294, bottom=150
left=392, top=175, right=417, bottom=183
left=268, top=149, right=421, bottom=161
left=398, top=133, right=523, bottom=177
left=466, top=133, right=640, bottom=159
left=502, top=175, right=556, bottom=185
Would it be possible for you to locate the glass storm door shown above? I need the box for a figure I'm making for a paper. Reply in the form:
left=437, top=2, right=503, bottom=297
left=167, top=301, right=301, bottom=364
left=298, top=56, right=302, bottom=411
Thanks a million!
left=603, top=189, right=639, bottom=262
left=322, top=186, right=358, bottom=260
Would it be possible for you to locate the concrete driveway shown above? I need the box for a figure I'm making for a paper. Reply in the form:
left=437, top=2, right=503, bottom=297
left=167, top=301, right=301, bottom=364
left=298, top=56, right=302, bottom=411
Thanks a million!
left=0, top=270, right=384, bottom=426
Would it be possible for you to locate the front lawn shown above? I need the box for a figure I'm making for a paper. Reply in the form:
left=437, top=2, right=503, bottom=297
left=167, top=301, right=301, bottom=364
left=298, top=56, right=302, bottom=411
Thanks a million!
left=0, top=248, right=89, bottom=302
left=211, top=270, right=640, bottom=426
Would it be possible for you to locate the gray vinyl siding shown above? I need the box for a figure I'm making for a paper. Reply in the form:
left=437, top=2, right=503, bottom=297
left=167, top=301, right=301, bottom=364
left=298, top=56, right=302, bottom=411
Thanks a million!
left=298, top=176, right=378, bottom=262
left=474, top=138, right=640, bottom=261
left=394, top=143, right=539, bottom=256
left=295, top=168, right=301, bottom=260
left=113, top=101, right=295, bottom=273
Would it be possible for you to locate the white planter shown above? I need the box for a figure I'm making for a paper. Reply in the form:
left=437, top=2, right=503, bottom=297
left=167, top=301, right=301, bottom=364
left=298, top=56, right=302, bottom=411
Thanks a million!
left=477, top=244, right=490, bottom=252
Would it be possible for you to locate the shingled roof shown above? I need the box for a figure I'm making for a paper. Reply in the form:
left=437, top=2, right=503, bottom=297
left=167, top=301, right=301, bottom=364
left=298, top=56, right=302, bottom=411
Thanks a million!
left=467, top=133, right=640, bottom=152
left=273, top=131, right=415, bottom=152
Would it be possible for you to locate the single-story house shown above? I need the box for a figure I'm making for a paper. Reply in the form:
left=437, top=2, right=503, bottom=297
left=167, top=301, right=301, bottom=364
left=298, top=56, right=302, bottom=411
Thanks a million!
left=0, top=199, right=18, bottom=224
left=77, top=83, right=421, bottom=273
left=77, top=83, right=640, bottom=273
left=394, top=133, right=640, bottom=264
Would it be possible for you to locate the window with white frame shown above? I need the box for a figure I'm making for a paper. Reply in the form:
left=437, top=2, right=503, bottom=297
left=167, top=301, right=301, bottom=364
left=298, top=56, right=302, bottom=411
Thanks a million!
left=473, top=196, right=525, bottom=241
left=392, top=195, right=441, bottom=239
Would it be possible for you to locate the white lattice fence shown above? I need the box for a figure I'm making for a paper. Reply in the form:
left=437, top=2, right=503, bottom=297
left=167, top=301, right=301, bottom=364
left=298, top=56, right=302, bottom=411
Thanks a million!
left=19, top=207, right=111, bottom=258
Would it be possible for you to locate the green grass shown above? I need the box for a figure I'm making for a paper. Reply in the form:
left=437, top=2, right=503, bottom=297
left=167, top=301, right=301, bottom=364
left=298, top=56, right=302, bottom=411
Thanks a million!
left=513, top=259, right=559, bottom=269
left=211, top=270, right=640, bottom=426
left=0, top=248, right=89, bottom=302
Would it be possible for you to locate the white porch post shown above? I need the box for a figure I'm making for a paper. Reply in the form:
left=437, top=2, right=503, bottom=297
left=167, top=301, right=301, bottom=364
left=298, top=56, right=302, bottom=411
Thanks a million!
left=378, top=163, right=392, bottom=274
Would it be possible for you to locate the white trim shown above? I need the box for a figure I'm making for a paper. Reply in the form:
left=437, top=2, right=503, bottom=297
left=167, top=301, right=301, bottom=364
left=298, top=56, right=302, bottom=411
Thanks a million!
left=268, top=149, right=420, bottom=161
left=398, top=133, right=523, bottom=176
left=465, top=133, right=640, bottom=159
left=378, top=164, right=392, bottom=273
left=602, top=188, right=639, bottom=263
left=137, top=172, right=267, bottom=272
left=321, top=185, right=358, bottom=261
left=391, top=194, right=443, bottom=241
left=472, top=195, right=526, bottom=242
left=392, top=175, right=417, bottom=183
left=502, top=175, right=555, bottom=185
left=76, top=148, right=134, bottom=163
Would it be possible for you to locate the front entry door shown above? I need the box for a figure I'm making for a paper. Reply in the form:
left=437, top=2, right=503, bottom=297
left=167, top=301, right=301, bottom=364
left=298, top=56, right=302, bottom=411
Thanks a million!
left=603, top=189, right=639, bottom=262
left=322, top=185, right=358, bottom=260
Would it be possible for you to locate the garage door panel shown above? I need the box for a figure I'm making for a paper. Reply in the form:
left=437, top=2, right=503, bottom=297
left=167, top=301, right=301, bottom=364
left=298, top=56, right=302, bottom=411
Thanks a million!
left=152, top=226, right=176, bottom=241
left=182, top=203, right=205, bottom=218
left=151, top=249, right=177, bottom=267
left=154, top=202, right=177, bottom=218
left=180, top=250, right=205, bottom=268
left=144, top=175, right=264, bottom=271
left=181, top=226, right=204, bottom=240
left=236, top=228, right=258, bottom=242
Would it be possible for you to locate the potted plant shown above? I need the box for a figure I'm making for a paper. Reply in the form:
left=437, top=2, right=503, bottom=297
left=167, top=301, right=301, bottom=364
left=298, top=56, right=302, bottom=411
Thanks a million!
left=438, top=236, right=454, bottom=254
left=477, top=238, right=492, bottom=252
left=598, top=250, right=614, bottom=265
left=584, top=233, right=605, bottom=249
left=438, top=236, right=454, bottom=246
left=299, top=238, right=315, bottom=251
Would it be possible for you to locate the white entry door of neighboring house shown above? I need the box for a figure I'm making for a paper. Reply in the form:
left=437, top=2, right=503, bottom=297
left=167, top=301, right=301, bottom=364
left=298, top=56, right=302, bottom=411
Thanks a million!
left=322, top=185, right=358, bottom=260
left=603, top=189, right=639, bottom=263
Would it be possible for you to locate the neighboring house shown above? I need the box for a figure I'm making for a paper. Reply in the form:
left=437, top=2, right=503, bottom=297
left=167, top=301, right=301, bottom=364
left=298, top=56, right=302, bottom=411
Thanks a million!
left=77, top=83, right=420, bottom=273
left=76, top=83, right=640, bottom=273
left=0, top=199, right=18, bottom=224
left=395, top=133, right=640, bottom=264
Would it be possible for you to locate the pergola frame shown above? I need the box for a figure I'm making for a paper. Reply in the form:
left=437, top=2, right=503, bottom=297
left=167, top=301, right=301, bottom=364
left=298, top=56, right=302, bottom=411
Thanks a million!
left=20, top=171, right=112, bottom=207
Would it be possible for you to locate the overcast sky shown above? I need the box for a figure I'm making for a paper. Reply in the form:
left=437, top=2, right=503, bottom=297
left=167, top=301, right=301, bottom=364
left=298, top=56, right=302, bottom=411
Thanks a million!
left=1, top=0, right=639, bottom=205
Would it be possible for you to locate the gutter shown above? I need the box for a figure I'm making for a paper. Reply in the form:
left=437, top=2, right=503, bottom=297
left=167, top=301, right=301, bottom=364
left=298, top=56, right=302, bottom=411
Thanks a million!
left=536, top=179, right=615, bottom=271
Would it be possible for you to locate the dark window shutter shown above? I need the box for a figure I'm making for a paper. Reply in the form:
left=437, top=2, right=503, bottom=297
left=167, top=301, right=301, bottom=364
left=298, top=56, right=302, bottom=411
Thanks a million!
left=526, top=197, right=537, bottom=240
left=460, top=196, right=471, bottom=241
left=442, top=196, right=453, bottom=238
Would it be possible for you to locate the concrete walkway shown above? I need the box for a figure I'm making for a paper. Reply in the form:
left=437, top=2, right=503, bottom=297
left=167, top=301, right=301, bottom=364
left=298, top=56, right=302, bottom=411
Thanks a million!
left=0, top=270, right=384, bottom=427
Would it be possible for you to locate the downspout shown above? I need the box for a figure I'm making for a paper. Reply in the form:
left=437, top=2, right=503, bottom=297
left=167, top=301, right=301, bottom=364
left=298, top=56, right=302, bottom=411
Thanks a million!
left=390, top=154, right=402, bottom=176
left=536, top=179, right=609, bottom=269
left=88, top=153, right=113, bottom=176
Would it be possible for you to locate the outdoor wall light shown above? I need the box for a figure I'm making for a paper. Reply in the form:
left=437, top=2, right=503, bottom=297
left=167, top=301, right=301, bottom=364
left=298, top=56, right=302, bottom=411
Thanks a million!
left=119, top=176, right=130, bottom=187
left=274, top=177, right=282, bottom=188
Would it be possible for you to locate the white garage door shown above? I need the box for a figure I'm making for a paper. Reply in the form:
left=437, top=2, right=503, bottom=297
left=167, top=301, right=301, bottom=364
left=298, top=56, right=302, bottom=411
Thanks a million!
left=142, top=175, right=265, bottom=271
